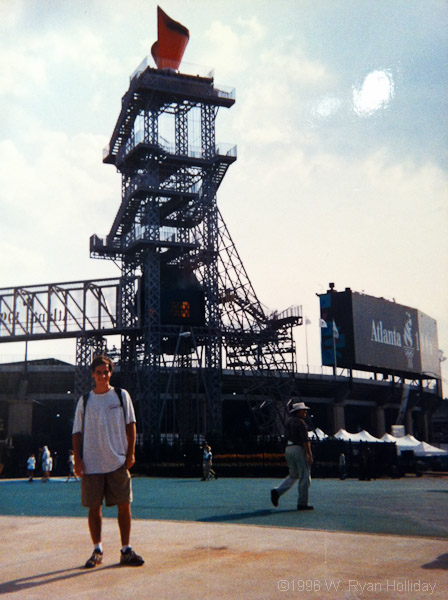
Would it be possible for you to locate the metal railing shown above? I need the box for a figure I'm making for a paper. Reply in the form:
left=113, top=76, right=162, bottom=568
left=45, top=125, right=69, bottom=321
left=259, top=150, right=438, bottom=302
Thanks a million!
left=104, top=137, right=237, bottom=163
left=130, top=57, right=214, bottom=81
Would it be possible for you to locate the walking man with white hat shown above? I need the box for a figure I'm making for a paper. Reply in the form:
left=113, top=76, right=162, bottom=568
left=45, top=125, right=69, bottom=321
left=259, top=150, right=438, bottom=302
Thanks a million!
left=271, top=401, right=314, bottom=510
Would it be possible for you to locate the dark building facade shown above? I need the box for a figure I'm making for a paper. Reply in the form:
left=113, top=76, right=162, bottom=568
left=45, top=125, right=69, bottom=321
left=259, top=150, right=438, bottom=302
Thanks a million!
left=1, top=359, right=444, bottom=450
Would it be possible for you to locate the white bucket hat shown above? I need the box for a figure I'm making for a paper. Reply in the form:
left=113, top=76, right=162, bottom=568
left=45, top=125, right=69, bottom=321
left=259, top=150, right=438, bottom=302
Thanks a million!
left=289, top=401, right=310, bottom=412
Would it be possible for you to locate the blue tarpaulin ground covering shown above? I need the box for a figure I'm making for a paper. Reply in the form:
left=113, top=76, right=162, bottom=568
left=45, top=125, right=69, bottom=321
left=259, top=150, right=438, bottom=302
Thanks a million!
left=1, top=476, right=447, bottom=539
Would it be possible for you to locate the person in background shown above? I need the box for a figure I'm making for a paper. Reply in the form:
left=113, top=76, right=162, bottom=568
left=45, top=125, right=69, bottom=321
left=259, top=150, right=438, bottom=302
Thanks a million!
left=201, top=444, right=217, bottom=481
left=27, top=453, right=36, bottom=482
left=47, top=454, right=53, bottom=481
left=270, top=401, right=314, bottom=510
left=66, top=449, right=79, bottom=482
left=41, top=446, right=51, bottom=482
left=339, top=452, right=347, bottom=480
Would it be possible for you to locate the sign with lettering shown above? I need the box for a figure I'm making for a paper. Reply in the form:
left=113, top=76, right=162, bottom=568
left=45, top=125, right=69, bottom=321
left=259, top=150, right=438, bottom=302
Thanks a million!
left=320, top=289, right=440, bottom=378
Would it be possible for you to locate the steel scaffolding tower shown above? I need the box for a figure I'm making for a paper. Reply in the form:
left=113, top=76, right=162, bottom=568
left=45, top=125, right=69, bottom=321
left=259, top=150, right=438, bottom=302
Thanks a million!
left=90, top=60, right=301, bottom=441
left=216, top=209, right=302, bottom=431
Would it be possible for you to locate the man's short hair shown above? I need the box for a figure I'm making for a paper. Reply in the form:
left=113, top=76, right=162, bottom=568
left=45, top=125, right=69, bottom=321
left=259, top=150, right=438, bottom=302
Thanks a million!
left=90, top=355, right=114, bottom=373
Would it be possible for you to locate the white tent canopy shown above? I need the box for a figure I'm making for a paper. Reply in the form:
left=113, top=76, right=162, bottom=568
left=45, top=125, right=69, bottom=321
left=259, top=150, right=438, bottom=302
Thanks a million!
left=333, top=429, right=355, bottom=441
left=395, top=434, right=420, bottom=447
left=351, top=430, right=382, bottom=443
left=331, top=430, right=448, bottom=457
left=414, top=441, right=447, bottom=457
left=334, top=428, right=388, bottom=444
left=308, top=427, right=327, bottom=440
left=307, top=428, right=447, bottom=457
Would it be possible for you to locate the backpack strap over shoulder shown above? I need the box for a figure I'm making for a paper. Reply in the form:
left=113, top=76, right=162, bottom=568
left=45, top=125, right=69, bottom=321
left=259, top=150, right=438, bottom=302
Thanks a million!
left=81, top=391, right=90, bottom=460
left=82, top=392, right=90, bottom=410
left=82, top=392, right=90, bottom=430
left=113, top=387, right=127, bottom=422
left=114, top=387, right=123, bottom=407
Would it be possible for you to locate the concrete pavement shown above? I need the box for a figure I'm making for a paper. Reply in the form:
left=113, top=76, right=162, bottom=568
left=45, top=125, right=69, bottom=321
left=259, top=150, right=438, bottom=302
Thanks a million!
left=1, top=515, right=447, bottom=599
left=1, top=476, right=447, bottom=599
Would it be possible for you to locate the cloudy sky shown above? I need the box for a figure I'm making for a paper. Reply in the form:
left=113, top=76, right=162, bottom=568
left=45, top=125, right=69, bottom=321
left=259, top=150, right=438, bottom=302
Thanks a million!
left=0, top=0, right=447, bottom=384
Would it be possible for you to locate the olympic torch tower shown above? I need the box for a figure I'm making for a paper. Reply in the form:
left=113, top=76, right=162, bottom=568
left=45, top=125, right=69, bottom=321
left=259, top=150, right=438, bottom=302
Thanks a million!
left=90, top=8, right=236, bottom=441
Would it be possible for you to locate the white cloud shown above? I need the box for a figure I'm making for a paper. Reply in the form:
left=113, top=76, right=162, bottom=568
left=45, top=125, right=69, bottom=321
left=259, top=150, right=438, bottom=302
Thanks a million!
left=0, top=48, right=48, bottom=98
left=0, top=0, right=24, bottom=30
left=0, top=238, right=46, bottom=282
left=236, top=15, right=266, bottom=43
left=0, top=130, right=119, bottom=287
left=260, top=45, right=330, bottom=86
left=37, top=27, right=126, bottom=79
left=226, top=39, right=331, bottom=148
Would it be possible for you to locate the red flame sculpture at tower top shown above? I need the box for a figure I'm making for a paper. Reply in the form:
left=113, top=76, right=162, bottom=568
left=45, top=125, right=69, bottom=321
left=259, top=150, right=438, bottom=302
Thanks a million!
left=151, top=6, right=190, bottom=71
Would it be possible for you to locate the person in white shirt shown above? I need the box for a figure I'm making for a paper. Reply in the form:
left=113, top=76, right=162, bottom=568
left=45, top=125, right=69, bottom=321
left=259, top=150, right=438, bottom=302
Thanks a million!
left=201, top=444, right=217, bottom=480
left=27, top=454, right=36, bottom=482
left=41, top=446, right=51, bottom=482
left=72, top=355, right=144, bottom=568
left=66, top=449, right=78, bottom=482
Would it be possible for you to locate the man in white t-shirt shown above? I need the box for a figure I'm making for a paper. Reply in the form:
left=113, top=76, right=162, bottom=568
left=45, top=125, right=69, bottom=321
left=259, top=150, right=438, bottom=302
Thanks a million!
left=72, top=355, right=144, bottom=568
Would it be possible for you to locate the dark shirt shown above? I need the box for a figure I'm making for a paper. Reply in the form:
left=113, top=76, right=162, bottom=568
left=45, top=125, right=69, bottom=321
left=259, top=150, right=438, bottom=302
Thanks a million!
left=285, top=415, right=309, bottom=446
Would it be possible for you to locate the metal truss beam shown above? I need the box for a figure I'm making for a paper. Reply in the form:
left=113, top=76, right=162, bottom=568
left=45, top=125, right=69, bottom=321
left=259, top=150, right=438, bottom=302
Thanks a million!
left=0, top=277, right=140, bottom=343
left=216, top=207, right=302, bottom=433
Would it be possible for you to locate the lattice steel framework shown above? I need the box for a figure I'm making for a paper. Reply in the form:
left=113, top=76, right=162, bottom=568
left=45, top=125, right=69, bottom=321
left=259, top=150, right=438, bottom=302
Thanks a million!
left=91, top=63, right=237, bottom=441
left=216, top=209, right=302, bottom=432
left=89, top=60, right=302, bottom=440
